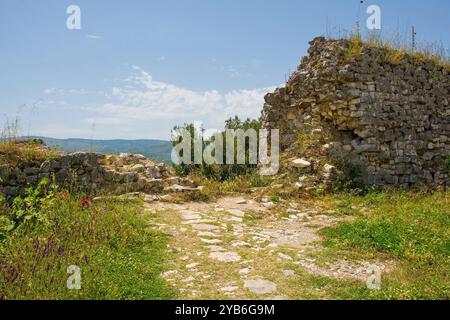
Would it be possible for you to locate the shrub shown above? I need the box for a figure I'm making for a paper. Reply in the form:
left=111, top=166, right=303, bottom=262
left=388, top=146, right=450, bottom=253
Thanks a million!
left=11, top=178, right=57, bottom=227
left=172, top=116, right=262, bottom=181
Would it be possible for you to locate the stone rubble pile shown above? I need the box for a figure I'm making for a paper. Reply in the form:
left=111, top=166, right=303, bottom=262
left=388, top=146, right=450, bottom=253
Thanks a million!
left=0, top=148, right=198, bottom=199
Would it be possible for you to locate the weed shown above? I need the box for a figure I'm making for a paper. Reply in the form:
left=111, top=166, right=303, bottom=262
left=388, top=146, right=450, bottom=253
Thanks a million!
left=344, top=34, right=363, bottom=62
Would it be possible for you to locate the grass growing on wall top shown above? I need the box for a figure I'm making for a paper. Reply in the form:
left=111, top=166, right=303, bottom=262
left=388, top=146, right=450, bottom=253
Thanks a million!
left=340, top=32, right=450, bottom=71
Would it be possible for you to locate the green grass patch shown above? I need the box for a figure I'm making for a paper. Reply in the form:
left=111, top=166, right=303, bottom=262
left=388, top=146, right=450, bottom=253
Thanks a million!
left=0, top=185, right=174, bottom=300
left=320, top=190, right=449, bottom=299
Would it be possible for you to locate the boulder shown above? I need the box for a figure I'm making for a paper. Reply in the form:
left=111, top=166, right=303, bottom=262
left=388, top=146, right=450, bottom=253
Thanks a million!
left=291, top=158, right=311, bottom=169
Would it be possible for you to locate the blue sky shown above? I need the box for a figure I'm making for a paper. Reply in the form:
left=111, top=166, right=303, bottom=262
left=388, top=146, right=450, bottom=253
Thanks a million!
left=1, top=0, right=449, bottom=140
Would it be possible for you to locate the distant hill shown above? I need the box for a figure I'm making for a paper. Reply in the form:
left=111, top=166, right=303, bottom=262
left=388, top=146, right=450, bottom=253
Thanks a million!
left=25, top=137, right=173, bottom=163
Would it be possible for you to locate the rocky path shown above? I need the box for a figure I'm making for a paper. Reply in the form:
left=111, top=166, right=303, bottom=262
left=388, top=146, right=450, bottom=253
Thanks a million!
left=145, top=196, right=390, bottom=300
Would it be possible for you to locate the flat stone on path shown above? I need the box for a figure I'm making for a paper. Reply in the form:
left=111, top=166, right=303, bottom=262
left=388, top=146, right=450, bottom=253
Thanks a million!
left=223, top=216, right=243, bottom=223
left=192, top=224, right=219, bottom=231
left=182, top=219, right=213, bottom=225
left=209, top=251, right=242, bottom=262
left=180, top=210, right=203, bottom=220
left=220, top=286, right=239, bottom=292
left=265, top=296, right=286, bottom=300
left=232, top=241, right=251, bottom=247
left=277, top=252, right=294, bottom=261
left=201, top=238, right=223, bottom=244
left=282, top=269, right=295, bottom=277
left=262, top=202, right=276, bottom=209
left=244, top=279, right=277, bottom=295
left=197, top=231, right=221, bottom=237
left=239, top=267, right=252, bottom=275
left=205, top=245, right=226, bottom=252
left=228, top=209, right=245, bottom=217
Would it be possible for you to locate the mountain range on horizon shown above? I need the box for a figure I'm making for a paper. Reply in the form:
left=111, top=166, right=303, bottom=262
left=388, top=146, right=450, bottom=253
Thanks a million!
left=25, top=136, right=173, bottom=163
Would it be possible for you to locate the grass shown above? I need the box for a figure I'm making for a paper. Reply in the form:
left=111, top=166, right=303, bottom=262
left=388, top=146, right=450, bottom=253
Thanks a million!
left=171, top=172, right=273, bottom=203
left=344, top=35, right=364, bottom=62
left=0, top=139, right=59, bottom=167
left=135, top=184, right=449, bottom=300
left=0, top=184, right=175, bottom=300
left=341, top=33, right=450, bottom=71
left=319, top=190, right=449, bottom=299
left=1, top=116, right=59, bottom=167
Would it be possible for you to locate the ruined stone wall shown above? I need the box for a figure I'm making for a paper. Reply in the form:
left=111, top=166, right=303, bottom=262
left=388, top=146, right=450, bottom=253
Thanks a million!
left=262, top=37, right=450, bottom=187
left=0, top=151, right=184, bottom=200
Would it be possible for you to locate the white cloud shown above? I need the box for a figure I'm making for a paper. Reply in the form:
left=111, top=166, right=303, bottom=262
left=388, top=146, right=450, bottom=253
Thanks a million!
left=43, top=88, right=88, bottom=96
left=86, top=66, right=277, bottom=130
left=38, top=66, right=278, bottom=139
left=86, top=34, right=101, bottom=40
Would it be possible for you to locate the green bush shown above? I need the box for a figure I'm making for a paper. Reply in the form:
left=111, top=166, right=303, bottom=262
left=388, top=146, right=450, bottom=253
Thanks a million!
left=11, top=178, right=57, bottom=227
left=173, top=116, right=262, bottom=181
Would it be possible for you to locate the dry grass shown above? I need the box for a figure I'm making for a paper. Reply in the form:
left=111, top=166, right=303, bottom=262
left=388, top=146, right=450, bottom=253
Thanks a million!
left=342, top=33, right=450, bottom=70
left=384, top=47, right=405, bottom=65
left=0, top=139, right=60, bottom=167
left=344, top=35, right=364, bottom=62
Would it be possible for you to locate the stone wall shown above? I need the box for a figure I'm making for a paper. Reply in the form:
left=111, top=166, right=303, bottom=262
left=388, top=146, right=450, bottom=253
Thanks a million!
left=262, top=37, right=450, bottom=187
left=0, top=150, right=193, bottom=200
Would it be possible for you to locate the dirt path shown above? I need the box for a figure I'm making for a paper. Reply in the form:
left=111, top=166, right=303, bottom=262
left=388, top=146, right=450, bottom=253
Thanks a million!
left=145, top=196, right=390, bottom=300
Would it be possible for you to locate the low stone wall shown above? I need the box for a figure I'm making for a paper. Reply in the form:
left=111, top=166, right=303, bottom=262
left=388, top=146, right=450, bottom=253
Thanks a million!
left=262, top=37, right=450, bottom=187
left=0, top=151, right=190, bottom=200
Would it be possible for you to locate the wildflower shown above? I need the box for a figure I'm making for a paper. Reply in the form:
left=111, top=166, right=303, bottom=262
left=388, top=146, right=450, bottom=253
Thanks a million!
left=80, top=197, right=93, bottom=209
